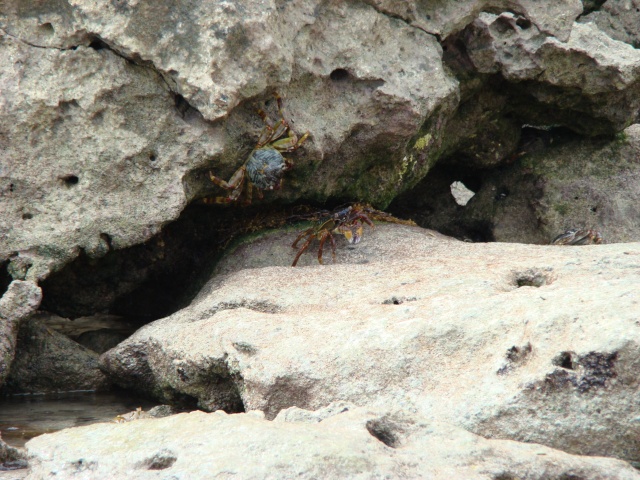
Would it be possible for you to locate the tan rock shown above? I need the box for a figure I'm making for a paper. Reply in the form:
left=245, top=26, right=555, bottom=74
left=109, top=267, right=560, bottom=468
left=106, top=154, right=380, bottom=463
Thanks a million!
left=101, top=223, right=640, bottom=461
left=25, top=407, right=640, bottom=479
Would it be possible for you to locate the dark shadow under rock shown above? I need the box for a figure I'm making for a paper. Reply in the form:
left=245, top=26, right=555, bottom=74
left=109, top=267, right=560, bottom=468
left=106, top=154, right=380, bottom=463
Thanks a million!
left=1, top=316, right=110, bottom=394
left=392, top=125, right=640, bottom=244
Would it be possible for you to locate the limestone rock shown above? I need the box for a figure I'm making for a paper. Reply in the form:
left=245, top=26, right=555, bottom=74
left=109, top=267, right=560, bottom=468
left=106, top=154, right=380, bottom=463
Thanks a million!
left=24, top=407, right=640, bottom=479
left=0, top=0, right=457, bottom=285
left=0, top=281, right=42, bottom=387
left=101, top=223, right=640, bottom=462
left=364, top=0, right=583, bottom=40
left=0, top=32, right=220, bottom=281
left=2, top=314, right=110, bottom=394
left=580, top=0, right=640, bottom=47
left=464, top=13, right=640, bottom=134
left=3, top=0, right=640, bottom=288
left=403, top=124, right=640, bottom=244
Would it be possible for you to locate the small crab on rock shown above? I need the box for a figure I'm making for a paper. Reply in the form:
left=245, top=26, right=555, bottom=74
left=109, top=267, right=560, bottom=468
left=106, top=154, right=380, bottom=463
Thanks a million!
left=291, top=205, right=374, bottom=266
left=207, top=93, right=309, bottom=205
left=551, top=228, right=603, bottom=245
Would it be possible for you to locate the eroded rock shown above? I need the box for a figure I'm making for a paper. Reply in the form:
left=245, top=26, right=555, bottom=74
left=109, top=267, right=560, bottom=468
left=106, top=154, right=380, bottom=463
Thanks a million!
left=0, top=281, right=42, bottom=387
left=2, top=314, right=110, bottom=394
left=580, top=0, right=640, bottom=48
left=24, top=407, right=640, bottom=479
left=0, top=32, right=220, bottom=281
left=464, top=13, right=640, bottom=134
left=101, top=223, right=640, bottom=461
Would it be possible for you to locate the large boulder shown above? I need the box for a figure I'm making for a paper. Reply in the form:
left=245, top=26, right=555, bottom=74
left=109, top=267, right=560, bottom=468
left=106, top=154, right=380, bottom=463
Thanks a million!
left=4, top=0, right=640, bottom=287
left=24, top=406, right=640, bottom=479
left=0, top=0, right=458, bottom=287
left=101, top=223, right=640, bottom=462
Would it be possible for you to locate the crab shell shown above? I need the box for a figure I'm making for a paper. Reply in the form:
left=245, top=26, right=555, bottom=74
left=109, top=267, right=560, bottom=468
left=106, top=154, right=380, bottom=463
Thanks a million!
left=246, top=147, right=289, bottom=191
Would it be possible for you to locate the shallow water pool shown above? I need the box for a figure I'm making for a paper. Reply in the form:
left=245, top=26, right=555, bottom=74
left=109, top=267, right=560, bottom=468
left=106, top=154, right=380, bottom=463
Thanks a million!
left=0, top=391, right=155, bottom=448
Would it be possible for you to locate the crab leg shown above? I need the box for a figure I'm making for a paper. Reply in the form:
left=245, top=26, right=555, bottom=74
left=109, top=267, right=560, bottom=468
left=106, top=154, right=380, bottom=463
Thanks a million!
left=292, top=228, right=313, bottom=248
left=272, top=130, right=309, bottom=152
left=329, top=232, right=337, bottom=261
left=292, top=234, right=314, bottom=266
left=256, top=110, right=279, bottom=147
left=206, top=167, right=246, bottom=204
left=317, top=232, right=328, bottom=264
left=209, top=167, right=245, bottom=190
left=243, top=181, right=253, bottom=206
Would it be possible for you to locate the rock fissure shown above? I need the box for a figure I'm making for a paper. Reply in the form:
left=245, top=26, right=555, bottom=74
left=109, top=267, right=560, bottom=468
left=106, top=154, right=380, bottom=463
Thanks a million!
left=0, top=27, right=74, bottom=51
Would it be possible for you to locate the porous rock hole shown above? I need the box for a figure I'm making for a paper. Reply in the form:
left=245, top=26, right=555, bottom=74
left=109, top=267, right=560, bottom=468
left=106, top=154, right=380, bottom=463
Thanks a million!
left=365, top=418, right=401, bottom=448
left=514, top=269, right=554, bottom=288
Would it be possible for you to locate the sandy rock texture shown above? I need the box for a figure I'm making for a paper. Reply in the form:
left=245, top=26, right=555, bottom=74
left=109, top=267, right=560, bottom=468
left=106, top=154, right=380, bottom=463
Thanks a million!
left=24, top=407, right=640, bottom=479
left=2, top=0, right=640, bottom=476
left=101, top=223, right=640, bottom=462
left=0, top=31, right=219, bottom=281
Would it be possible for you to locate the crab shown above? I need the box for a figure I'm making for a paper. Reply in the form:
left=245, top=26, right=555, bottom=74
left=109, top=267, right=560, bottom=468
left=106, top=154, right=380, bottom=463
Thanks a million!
left=551, top=228, right=603, bottom=245
left=207, top=93, right=309, bottom=205
left=291, top=205, right=374, bottom=266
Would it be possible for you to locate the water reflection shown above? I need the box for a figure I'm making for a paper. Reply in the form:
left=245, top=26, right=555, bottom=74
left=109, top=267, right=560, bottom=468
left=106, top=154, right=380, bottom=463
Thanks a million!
left=0, top=391, right=155, bottom=448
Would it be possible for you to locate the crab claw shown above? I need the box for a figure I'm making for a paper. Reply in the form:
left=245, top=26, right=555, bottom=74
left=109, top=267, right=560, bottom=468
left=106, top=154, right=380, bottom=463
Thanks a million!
left=336, top=224, right=363, bottom=244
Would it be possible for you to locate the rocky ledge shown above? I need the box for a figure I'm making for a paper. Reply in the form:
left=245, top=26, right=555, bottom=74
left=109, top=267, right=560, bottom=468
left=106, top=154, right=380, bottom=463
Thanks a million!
left=0, top=223, right=637, bottom=478
left=10, top=224, right=637, bottom=478
left=23, top=405, right=640, bottom=479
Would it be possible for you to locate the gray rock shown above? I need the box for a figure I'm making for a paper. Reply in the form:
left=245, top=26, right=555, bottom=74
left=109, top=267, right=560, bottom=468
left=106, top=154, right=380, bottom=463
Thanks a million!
left=0, top=32, right=219, bottom=281
left=2, top=314, right=110, bottom=394
left=0, top=0, right=458, bottom=286
left=410, top=124, right=640, bottom=244
left=24, top=407, right=640, bottom=479
left=0, top=433, right=27, bottom=472
left=3, top=0, right=640, bottom=290
left=464, top=13, right=640, bottom=134
left=0, top=281, right=42, bottom=387
left=365, top=0, right=583, bottom=40
left=580, top=0, right=640, bottom=47
left=101, top=223, right=640, bottom=462
left=75, top=329, right=127, bottom=355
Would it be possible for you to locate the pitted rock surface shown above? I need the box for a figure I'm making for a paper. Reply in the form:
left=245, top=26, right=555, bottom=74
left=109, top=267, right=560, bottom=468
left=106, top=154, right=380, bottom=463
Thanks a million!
left=4, top=0, right=640, bottom=286
left=102, top=223, right=640, bottom=462
left=24, top=407, right=640, bottom=479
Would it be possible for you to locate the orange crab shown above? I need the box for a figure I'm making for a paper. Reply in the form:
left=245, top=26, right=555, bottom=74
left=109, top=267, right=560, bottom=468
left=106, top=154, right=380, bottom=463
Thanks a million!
left=291, top=205, right=374, bottom=266
left=207, top=93, right=309, bottom=205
